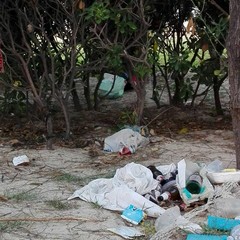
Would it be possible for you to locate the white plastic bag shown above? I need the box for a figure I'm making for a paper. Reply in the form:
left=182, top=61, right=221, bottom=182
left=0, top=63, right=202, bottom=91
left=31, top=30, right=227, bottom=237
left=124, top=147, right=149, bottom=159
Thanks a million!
left=104, top=128, right=149, bottom=153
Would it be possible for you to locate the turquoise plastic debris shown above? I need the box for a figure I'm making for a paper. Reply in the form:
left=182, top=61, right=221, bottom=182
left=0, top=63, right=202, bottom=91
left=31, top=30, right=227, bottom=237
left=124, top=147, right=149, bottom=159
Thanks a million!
left=98, top=75, right=126, bottom=99
left=208, top=215, right=240, bottom=231
left=186, top=234, right=228, bottom=240
left=121, top=204, right=144, bottom=225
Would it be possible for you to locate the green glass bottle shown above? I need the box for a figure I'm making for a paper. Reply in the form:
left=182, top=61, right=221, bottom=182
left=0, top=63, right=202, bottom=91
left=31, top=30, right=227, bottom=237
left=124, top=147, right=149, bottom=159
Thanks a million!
left=186, top=172, right=203, bottom=194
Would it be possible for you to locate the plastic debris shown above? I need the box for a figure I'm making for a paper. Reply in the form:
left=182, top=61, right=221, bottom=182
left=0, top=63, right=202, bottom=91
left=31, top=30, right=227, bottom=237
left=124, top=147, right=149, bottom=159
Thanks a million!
left=98, top=73, right=126, bottom=99
left=227, top=224, right=240, bottom=240
left=103, top=128, right=149, bottom=153
left=208, top=198, right=240, bottom=219
left=154, top=206, right=202, bottom=235
left=187, top=234, right=228, bottom=240
left=176, top=159, right=214, bottom=205
left=121, top=204, right=145, bottom=225
left=206, top=160, right=240, bottom=184
left=12, top=155, right=30, bottom=166
left=207, top=216, right=240, bottom=231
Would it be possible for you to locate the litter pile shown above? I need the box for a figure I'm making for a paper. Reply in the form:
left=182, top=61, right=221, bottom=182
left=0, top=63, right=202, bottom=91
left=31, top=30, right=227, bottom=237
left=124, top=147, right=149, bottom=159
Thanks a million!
left=67, top=127, right=240, bottom=239
left=68, top=156, right=240, bottom=239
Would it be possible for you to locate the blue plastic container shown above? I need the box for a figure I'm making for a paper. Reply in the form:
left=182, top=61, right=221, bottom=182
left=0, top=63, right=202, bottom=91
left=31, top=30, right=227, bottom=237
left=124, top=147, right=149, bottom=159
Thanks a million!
left=186, top=234, right=228, bottom=240
left=207, top=215, right=240, bottom=231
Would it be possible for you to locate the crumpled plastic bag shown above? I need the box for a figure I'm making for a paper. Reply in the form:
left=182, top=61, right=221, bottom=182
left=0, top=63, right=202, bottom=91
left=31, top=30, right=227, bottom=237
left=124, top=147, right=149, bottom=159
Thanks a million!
left=98, top=73, right=126, bottom=99
left=113, top=162, right=159, bottom=195
left=103, top=128, right=149, bottom=153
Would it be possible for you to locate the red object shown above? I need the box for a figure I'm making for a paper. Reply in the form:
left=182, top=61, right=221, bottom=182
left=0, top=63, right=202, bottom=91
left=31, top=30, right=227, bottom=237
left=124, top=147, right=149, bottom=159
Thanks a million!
left=119, top=146, right=132, bottom=155
left=132, top=75, right=137, bottom=85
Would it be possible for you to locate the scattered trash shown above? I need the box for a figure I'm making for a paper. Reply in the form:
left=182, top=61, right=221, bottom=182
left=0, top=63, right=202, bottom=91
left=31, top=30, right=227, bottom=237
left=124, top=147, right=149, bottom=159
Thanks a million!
left=227, top=224, right=240, bottom=240
left=68, top=160, right=240, bottom=239
left=176, top=159, right=214, bottom=205
left=107, top=225, right=145, bottom=239
left=207, top=215, right=240, bottom=231
left=186, top=234, right=228, bottom=240
left=206, top=159, right=240, bottom=184
left=151, top=206, right=202, bottom=240
left=208, top=198, right=240, bottom=219
left=119, top=145, right=136, bottom=155
left=12, top=155, right=30, bottom=166
left=207, top=169, right=240, bottom=184
left=186, top=172, right=203, bottom=194
left=155, top=206, right=180, bottom=232
left=121, top=204, right=145, bottom=225
left=206, top=159, right=223, bottom=173
left=155, top=206, right=202, bottom=233
left=188, top=216, right=240, bottom=240
left=103, top=128, right=149, bottom=153
left=98, top=73, right=126, bottom=99
left=68, top=162, right=165, bottom=218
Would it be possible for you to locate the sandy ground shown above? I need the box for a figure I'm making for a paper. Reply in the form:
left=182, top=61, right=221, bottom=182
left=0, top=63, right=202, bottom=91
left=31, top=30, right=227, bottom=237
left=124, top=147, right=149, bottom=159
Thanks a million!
left=0, top=79, right=237, bottom=240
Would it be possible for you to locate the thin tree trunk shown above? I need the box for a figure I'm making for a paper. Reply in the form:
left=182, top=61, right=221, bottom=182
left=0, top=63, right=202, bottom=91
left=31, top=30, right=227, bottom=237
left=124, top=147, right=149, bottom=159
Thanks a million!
left=152, top=61, right=161, bottom=108
left=227, top=0, right=240, bottom=169
left=71, top=81, right=81, bottom=111
left=213, top=76, right=223, bottom=115
left=135, top=84, right=146, bottom=125
left=46, top=113, right=53, bottom=150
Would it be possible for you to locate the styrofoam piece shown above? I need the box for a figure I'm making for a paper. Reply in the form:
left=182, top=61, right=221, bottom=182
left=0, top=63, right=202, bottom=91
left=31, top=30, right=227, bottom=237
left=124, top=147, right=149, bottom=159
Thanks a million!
left=207, top=170, right=240, bottom=184
left=207, top=215, right=240, bottom=231
left=187, top=234, right=228, bottom=240
left=13, top=155, right=30, bottom=166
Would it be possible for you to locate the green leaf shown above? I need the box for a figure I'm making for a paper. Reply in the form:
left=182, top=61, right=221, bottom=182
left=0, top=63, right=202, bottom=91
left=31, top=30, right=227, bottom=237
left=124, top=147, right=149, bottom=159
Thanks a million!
left=214, top=70, right=221, bottom=76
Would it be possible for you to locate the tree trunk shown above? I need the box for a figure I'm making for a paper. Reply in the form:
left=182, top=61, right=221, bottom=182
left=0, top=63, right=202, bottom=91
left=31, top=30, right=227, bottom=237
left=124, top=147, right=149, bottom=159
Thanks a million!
left=71, top=81, right=81, bottom=111
left=46, top=113, right=53, bottom=150
left=83, top=73, right=93, bottom=110
left=135, top=83, right=146, bottom=125
left=227, top=0, right=240, bottom=169
left=152, top=62, right=161, bottom=108
left=213, top=76, right=223, bottom=115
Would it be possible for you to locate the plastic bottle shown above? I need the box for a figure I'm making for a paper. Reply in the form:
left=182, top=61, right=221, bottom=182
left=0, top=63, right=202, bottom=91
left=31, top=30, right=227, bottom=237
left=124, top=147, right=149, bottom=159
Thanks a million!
left=157, top=185, right=181, bottom=202
left=147, top=165, right=164, bottom=182
left=144, top=189, right=161, bottom=204
left=186, top=172, right=203, bottom=194
left=227, top=224, right=240, bottom=240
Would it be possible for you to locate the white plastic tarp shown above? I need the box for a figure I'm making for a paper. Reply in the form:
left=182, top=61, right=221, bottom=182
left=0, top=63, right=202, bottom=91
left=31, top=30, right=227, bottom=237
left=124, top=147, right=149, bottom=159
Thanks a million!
left=68, top=162, right=165, bottom=217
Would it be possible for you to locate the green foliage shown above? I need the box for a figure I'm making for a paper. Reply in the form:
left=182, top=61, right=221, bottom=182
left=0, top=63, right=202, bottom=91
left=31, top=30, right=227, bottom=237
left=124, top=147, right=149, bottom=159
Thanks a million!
left=0, top=78, right=26, bottom=116
left=0, top=89, right=26, bottom=115
left=105, top=44, right=124, bottom=71
left=85, top=1, right=111, bottom=24
left=135, top=63, right=152, bottom=80
left=118, top=108, right=138, bottom=126
left=169, top=50, right=191, bottom=74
